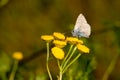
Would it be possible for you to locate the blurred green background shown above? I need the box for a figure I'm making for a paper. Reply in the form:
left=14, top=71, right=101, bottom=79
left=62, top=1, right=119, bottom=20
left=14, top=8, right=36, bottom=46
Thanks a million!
left=0, top=0, right=120, bottom=80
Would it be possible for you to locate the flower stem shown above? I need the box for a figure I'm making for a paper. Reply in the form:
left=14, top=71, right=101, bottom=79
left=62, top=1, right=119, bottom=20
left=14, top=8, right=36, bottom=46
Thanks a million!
left=62, top=46, right=77, bottom=70
left=46, top=42, right=53, bottom=80
left=59, top=71, right=62, bottom=80
left=62, top=53, right=82, bottom=74
left=102, top=52, right=119, bottom=80
left=61, top=45, right=73, bottom=68
left=57, top=60, right=62, bottom=80
left=9, top=60, right=19, bottom=80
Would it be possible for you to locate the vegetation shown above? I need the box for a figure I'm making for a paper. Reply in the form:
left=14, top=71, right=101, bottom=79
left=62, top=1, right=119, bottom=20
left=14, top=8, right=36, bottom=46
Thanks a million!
left=0, top=0, right=120, bottom=80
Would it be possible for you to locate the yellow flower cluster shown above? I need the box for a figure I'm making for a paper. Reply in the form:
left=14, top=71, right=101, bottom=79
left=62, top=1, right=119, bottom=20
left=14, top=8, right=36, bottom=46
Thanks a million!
left=41, top=32, right=90, bottom=59
left=51, top=47, right=64, bottom=60
left=12, top=52, right=23, bottom=60
left=41, top=35, right=54, bottom=42
left=53, top=32, right=65, bottom=40
left=66, top=37, right=83, bottom=44
left=77, top=44, right=90, bottom=53
left=53, top=40, right=67, bottom=48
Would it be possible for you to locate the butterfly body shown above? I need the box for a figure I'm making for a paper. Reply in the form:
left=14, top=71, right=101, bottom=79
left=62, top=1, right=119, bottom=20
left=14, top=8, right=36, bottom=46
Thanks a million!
left=72, top=14, right=91, bottom=38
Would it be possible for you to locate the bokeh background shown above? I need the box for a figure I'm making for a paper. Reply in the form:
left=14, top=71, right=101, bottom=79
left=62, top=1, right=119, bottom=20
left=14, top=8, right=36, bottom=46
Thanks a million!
left=0, top=0, right=120, bottom=80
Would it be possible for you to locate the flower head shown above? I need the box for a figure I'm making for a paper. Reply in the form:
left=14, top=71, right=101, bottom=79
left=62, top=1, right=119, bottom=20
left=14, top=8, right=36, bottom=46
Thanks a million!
left=51, top=47, right=65, bottom=60
left=77, top=44, right=90, bottom=53
left=53, top=40, right=67, bottom=48
left=53, top=32, right=65, bottom=40
left=41, top=35, right=54, bottom=42
left=13, top=52, right=23, bottom=60
left=77, top=39, right=84, bottom=44
left=66, top=37, right=83, bottom=44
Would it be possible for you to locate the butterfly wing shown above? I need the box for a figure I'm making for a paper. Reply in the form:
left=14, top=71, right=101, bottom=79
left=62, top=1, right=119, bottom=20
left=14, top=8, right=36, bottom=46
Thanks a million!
left=73, top=14, right=91, bottom=38
left=74, top=14, right=87, bottom=30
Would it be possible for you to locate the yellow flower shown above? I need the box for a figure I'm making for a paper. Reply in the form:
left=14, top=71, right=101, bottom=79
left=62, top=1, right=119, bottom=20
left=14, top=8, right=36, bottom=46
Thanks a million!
left=13, top=52, right=23, bottom=60
left=51, top=47, right=65, bottom=60
left=53, top=32, right=65, bottom=40
left=77, top=44, right=90, bottom=53
left=66, top=37, right=83, bottom=44
left=53, top=40, right=67, bottom=48
left=41, top=35, right=54, bottom=42
left=77, top=39, right=84, bottom=44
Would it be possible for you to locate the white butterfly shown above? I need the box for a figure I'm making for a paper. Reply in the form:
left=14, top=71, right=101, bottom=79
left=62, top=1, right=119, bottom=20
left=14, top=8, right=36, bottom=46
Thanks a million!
left=72, top=14, right=91, bottom=38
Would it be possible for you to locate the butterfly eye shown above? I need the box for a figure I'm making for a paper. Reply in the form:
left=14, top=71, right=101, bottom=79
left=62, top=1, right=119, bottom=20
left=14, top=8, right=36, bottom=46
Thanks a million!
left=72, top=30, right=74, bottom=33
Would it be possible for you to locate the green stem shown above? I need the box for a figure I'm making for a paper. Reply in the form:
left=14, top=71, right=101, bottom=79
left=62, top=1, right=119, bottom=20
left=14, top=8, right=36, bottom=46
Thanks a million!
left=61, top=45, right=73, bottom=68
left=57, top=60, right=62, bottom=80
left=62, top=46, right=77, bottom=70
left=57, top=60, right=61, bottom=70
left=59, top=71, right=62, bottom=80
left=46, top=42, right=53, bottom=80
left=9, top=60, right=19, bottom=80
left=62, top=53, right=82, bottom=74
left=102, top=53, right=119, bottom=80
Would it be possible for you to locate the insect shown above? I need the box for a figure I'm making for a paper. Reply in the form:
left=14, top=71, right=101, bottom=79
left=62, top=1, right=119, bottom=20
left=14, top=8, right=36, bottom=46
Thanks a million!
left=72, top=14, right=91, bottom=38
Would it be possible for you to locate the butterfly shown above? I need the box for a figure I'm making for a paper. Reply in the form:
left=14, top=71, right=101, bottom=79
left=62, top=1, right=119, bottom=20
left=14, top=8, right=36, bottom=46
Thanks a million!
left=72, top=14, right=91, bottom=38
